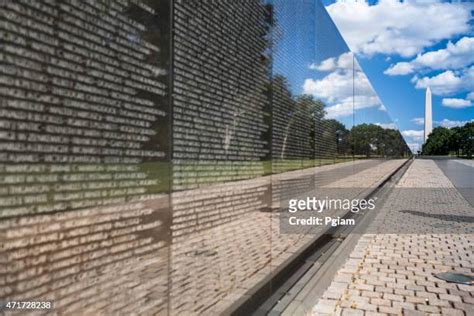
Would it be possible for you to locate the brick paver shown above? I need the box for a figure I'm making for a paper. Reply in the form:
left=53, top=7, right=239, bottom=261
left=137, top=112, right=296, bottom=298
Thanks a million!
left=170, top=159, right=406, bottom=314
left=312, top=160, right=474, bottom=316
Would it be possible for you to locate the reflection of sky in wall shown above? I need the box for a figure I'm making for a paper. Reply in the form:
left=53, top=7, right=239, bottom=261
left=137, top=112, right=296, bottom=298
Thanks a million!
left=271, top=0, right=398, bottom=131
left=271, top=0, right=317, bottom=93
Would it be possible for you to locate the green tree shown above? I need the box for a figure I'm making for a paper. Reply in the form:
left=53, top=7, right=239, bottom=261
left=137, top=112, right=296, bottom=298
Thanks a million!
left=382, top=128, right=407, bottom=157
left=449, top=126, right=462, bottom=156
left=349, top=124, right=382, bottom=157
left=272, top=76, right=326, bottom=160
left=328, top=119, right=349, bottom=156
left=422, top=127, right=453, bottom=155
left=349, top=124, right=408, bottom=158
left=458, top=122, right=474, bottom=158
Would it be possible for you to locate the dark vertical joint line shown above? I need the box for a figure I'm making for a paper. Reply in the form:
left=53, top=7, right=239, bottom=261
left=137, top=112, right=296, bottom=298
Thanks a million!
left=352, top=54, right=355, bottom=162
left=268, top=1, right=275, bottom=298
left=167, top=0, right=175, bottom=315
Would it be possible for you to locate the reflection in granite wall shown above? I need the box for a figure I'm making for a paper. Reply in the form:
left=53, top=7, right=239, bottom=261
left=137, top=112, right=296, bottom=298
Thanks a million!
left=169, top=179, right=272, bottom=314
left=170, top=1, right=274, bottom=313
left=172, top=0, right=272, bottom=190
left=271, top=0, right=317, bottom=172
left=0, top=1, right=410, bottom=315
left=1, top=199, right=170, bottom=314
left=0, top=0, right=171, bottom=212
left=0, top=0, right=171, bottom=314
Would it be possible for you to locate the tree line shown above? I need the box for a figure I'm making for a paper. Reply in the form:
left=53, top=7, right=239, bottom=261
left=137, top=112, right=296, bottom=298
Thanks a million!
left=422, top=122, right=474, bottom=158
left=318, top=120, right=410, bottom=158
left=272, top=76, right=411, bottom=160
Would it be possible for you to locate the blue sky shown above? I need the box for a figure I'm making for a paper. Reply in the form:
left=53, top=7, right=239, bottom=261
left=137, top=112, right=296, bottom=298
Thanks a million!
left=273, top=0, right=473, bottom=152
left=321, top=0, right=474, bottom=152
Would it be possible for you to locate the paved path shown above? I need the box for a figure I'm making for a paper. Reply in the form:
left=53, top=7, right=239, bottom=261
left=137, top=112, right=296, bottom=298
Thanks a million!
left=2, top=158, right=404, bottom=315
left=435, top=159, right=474, bottom=206
left=312, top=159, right=474, bottom=316
left=169, top=159, right=406, bottom=315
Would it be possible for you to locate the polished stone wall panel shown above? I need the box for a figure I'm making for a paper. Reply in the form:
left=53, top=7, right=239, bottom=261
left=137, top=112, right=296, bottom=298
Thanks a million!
left=271, top=0, right=316, bottom=168
left=0, top=1, right=410, bottom=315
left=0, top=0, right=172, bottom=314
left=172, top=0, right=272, bottom=190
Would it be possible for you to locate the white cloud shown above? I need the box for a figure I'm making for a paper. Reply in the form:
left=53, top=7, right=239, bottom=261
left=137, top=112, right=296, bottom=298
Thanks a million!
left=442, top=98, right=472, bottom=108
left=324, top=95, right=381, bottom=119
left=436, top=118, right=474, bottom=128
left=326, top=0, right=472, bottom=57
left=413, top=70, right=462, bottom=95
left=385, top=37, right=474, bottom=76
left=309, top=59, right=335, bottom=72
left=378, top=104, right=387, bottom=112
left=309, top=52, right=354, bottom=72
left=467, top=92, right=474, bottom=100
left=304, top=53, right=381, bottom=118
left=303, top=70, right=360, bottom=103
left=401, top=129, right=424, bottom=141
left=411, top=117, right=425, bottom=125
left=384, top=62, right=414, bottom=76
left=412, top=65, right=474, bottom=95
left=412, top=37, right=474, bottom=70
left=303, top=69, right=374, bottom=103
left=323, top=100, right=354, bottom=119
left=411, top=52, right=474, bottom=94
left=375, top=122, right=398, bottom=129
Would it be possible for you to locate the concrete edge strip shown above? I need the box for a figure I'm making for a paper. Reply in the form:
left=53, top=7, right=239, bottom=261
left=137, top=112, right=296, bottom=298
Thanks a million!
left=281, top=158, right=414, bottom=315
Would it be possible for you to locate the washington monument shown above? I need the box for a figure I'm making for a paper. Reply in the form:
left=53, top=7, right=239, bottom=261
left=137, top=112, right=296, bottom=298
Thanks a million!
left=424, top=87, right=432, bottom=143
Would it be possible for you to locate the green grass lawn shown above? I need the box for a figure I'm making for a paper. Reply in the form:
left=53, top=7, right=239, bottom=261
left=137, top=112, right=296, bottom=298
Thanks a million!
left=139, top=154, right=403, bottom=193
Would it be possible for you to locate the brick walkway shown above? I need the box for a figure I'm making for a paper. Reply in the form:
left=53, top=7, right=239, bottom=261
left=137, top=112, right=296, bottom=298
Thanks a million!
left=1, top=158, right=404, bottom=315
left=312, top=160, right=474, bottom=316
left=170, top=159, right=406, bottom=314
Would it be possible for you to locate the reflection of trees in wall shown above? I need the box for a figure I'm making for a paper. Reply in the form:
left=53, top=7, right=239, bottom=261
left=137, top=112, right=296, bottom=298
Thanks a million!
left=349, top=124, right=408, bottom=158
left=350, top=124, right=373, bottom=157
left=319, top=119, right=349, bottom=158
left=272, top=76, right=320, bottom=160
left=298, top=95, right=325, bottom=158
left=382, top=129, right=408, bottom=157
left=272, top=78, right=408, bottom=161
